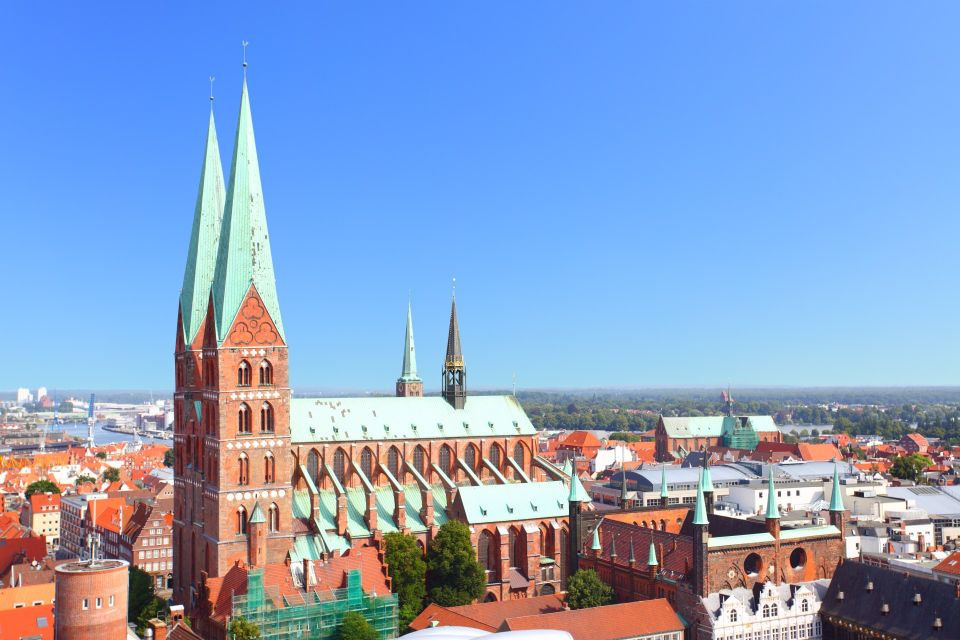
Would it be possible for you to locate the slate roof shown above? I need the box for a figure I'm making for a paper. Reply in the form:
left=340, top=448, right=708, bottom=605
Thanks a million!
left=290, top=395, right=535, bottom=443
left=821, top=559, right=960, bottom=639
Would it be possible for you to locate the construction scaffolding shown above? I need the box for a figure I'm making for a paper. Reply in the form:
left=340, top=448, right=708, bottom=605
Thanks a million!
left=229, top=568, right=398, bottom=640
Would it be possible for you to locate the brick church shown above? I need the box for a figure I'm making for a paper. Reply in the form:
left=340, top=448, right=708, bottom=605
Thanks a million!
left=172, top=76, right=575, bottom=611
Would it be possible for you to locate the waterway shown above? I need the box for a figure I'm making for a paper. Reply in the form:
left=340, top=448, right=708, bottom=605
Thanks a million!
left=55, top=421, right=171, bottom=447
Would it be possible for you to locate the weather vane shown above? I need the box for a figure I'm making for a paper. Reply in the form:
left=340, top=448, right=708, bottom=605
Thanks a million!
left=209, top=76, right=215, bottom=102
left=242, top=40, right=249, bottom=71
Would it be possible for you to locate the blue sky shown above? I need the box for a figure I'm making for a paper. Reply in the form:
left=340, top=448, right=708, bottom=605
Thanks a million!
left=2, top=3, right=959, bottom=392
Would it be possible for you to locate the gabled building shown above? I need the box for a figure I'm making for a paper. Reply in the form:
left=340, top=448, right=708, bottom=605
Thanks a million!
left=699, top=580, right=828, bottom=640
left=656, top=416, right=782, bottom=462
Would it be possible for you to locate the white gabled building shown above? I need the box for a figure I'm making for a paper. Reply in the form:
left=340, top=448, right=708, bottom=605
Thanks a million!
left=699, top=580, right=829, bottom=640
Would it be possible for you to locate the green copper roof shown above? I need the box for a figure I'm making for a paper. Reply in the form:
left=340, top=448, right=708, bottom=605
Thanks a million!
left=647, top=542, right=658, bottom=566
left=699, top=464, right=714, bottom=493
left=778, top=525, right=840, bottom=540
left=692, top=470, right=709, bottom=526
left=829, top=461, right=845, bottom=512
left=561, top=459, right=574, bottom=477
left=248, top=501, right=266, bottom=524
left=707, top=532, right=775, bottom=548
left=399, top=302, right=420, bottom=381
left=456, top=481, right=568, bottom=524
left=179, top=108, right=225, bottom=345
left=765, top=466, right=780, bottom=519
left=211, top=78, right=284, bottom=343
left=660, top=416, right=780, bottom=438
left=568, top=473, right=590, bottom=503
left=591, top=525, right=601, bottom=551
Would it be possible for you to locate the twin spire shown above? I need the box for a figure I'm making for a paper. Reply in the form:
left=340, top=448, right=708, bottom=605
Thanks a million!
left=179, top=74, right=284, bottom=347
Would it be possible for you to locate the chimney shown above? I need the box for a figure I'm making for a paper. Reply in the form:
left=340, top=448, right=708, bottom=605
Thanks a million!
left=148, top=619, right=168, bottom=640
left=302, top=558, right=314, bottom=587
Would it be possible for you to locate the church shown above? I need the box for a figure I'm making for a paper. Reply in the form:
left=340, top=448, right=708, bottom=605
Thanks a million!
left=172, top=75, right=575, bottom=611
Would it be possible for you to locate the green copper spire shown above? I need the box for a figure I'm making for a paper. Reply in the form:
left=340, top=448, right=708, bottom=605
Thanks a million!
left=180, top=107, right=225, bottom=344
left=829, top=460, right=845, bottom=512
left=765, top=466, right=780, bottom=519
left=700, top=463, right=714, bottom=494
left=591, top=525, right=601, bottom=551
left=561, top=458, right=574, bottom=478
left=569, top=473, right=590, bottom=503
left=399, top=301, right=420, bottom=381
left=248, top=501, right=266, bottom=524
left=628, top=538, right=636, bottom=564
left=609, top=537, right=617, bottom=558
left=692, top=469, right=709, bottom=526
left=660, top=465, right=669, bottom=499
left=211, top=78, right=284, bottom=343
left=647, top=542, right=658, bottom=566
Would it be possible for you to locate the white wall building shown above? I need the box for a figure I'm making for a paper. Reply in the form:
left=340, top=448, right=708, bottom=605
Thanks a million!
left=726, top=482, right=825, bottom=515
left=590, top=445, right=635, bottom=475
left=36, top=387, right=47, bottom=402
left=699, top=580, right=828, bottom=640
left=15, top=388, right=32, bottom=404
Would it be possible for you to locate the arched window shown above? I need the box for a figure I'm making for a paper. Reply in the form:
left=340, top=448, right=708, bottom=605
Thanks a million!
left=259, top=360, right=273, bottom=385
left=508, top=528, right=518, bottom=568
left=238, top=453, right=249, bottom=485
left=729, top=609, right=738, bottom=622
left=513, top=442, right=525, bottom=468
left=465, top=444, right=477, bottom=470
left=387, top=447, right=401, bottom=479
left=478, top=530, right=497, bottom=578
left=237, top=361, right=251, bottom=386
left=660, top=519, right=667, bottom=531
left=307, top=449, right=320, bottom=486
left=651, top=520, right=658, bottom=531
left=800, top=599, right=809, bottom=613
left=238, top=403, right=251, bottom=434
left=360, top=448, right=374, bottom=480
left=539, top=524, right=550, bottom=557
left=413, top=446, right=426, bottom=475
left=264, top=452, right=275, bottom=483
left=770, top=604, right=778, bottom=617
left=260, top=402, right=274, bottom=433
left=439, top=445, right=453, bottom=476
left=268, top=503, right=279, bottom=532
left=333, top=449, right=347, bottom=485
left=514, top=528, right=526, bottom=575
left=762, top=604, right=770, bottom=619
left=559, top=528, right=569, bottom=586
left=490, top=444, right=502, bottom=470
left=237, top=506, right=247, bottom=535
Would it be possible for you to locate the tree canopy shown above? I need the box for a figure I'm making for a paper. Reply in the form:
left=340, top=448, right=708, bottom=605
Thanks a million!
left=384, top=532, right=426, bottom=631
left=128, top=566, right=156, bottom=624
left=102, top=467, right=120, bottom=483
left=25, top=480, right=60, bottom=498
left=228, top=616, right=262, bottom=640
left=425, top=521, right=486, bottom=606
left=164, top=448, right=174, bottom=467
left=890, top=454, right=931, bottom=484
left=565, top=569, right=614, bottom=610
left=337, top=611, right=378, bottom=640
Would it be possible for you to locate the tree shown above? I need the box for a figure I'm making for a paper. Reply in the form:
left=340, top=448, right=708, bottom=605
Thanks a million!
left=135, top=596, right=166, bottom=635
left=384, top=532, right=426, bottom=631
left=75, top=474, right=96, bottom=486
left=565, top=569, right=614, bottom=610
left=426, top=521, right=485, bottom=606
left=228, top=616, right=262, bottom=640
left=337, top=611, right=378, bottom=640
left=58, top=401, right=74, bottom=413
left=128, top=566, right=155, bottom=623
left=95, top=452, right=107, bottom=459
left=890, top=454, right=931, bottom=484
left=25, top=480, right=60, bottom=499
left=811, top=429, right=820, bottom=438
left=164, top=448, right=174, bottom=467
left=102, top=467, right=120, bottom=483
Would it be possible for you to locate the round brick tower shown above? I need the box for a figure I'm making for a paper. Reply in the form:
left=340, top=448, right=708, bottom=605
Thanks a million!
left=55, top=558, right=129, bottom=640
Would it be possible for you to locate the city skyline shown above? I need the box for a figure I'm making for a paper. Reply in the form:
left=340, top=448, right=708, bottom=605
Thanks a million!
left=4, top=4, right=960, bottom=390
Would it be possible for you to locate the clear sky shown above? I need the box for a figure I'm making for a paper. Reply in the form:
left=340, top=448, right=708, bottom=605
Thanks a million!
left=2, top=3, right=959, bottom=392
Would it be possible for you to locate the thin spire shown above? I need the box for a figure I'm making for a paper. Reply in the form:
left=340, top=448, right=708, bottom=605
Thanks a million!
left=442, top=281, right=466, bottom=409
left=180, top=99, right=226, bottom=344
left=829, top=460, right=846, bottom=512
left=692, top=469, right=709, bottom=526
left=660, top=465, right=669, bottom=499
left=628, top=539, right=636, bottom=564
left=765, top=466, right=780, bottom=519
left=699, top=460, right=714, bottom=494
left=647, top=542, right=658, bottom=566
left=609, top=536, right=617, bottom=558
left=399, top=301, right=420, bottom=381
left=445, top=281, right=463, bottom=366
left=211, top=74, right=285, bottom=343
left=591, top=525, right=601, bottom=551
left=568, top=473, right=590, bottom=504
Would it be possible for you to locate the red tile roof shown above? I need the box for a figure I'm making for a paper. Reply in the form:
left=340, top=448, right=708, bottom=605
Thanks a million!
left=0, top=603, right=54, bottom=640
left=559, top=431, right=602, bottom=449
left=502, top=599, right=684, bottom=639
left=933, top=551, right=960, bottom=577
left=409, top=594, right=566, bottom=632
left=795, top=443, right=843, bottom=462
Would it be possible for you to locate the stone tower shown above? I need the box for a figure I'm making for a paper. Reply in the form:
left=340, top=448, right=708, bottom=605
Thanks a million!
left=442, top=290, right=466, bottom=409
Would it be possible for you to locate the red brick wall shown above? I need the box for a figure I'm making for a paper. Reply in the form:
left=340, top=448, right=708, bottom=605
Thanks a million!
left=55, top=563, right=128, bottom=640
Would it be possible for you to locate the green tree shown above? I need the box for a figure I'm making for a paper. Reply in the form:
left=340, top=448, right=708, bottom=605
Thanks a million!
left=164, top=448, right=174, bottom=467
left=25, top=480, right=60, bottom=499
left=565, top=569, right=613, bottom=610
left=75, top=474, right=96, bottom=486
left=890, top=454, right=931, bottom=484
left=426, top=521, right=485, bottom=606
left=337, top=611, right=378, bottom=640
left=384, top=532, right=426, bottom=631
left=95, top=452, right=107, bottom=459
left=58, top=401, right=74, bottom=413
left=102, top=467, right=120, bottom=483
left=228, top=616, right=262, bottom=640
left=135, top=596, right=166, bottom=635
left=128, top=566, right=155, bottom=623
left=811, top=429, right=820, bottom=437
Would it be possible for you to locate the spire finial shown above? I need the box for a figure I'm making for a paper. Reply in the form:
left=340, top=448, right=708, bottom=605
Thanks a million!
left=209, top=76, right=216, bottom=102
left=242, top=40, right=249, bottom=72
left=452, top=276, right=456, bottom=298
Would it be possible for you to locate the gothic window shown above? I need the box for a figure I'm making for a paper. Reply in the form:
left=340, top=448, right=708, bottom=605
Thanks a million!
left=237, top=361, right=251, bottom=387
left=260, top=402, right=274, bottom=432
left=490, top=444, right=501, bottom=470
left=508, top=528, right=518, bottom=568
left=307, top=449, right=320, bottom=486
left=559, top=528, right=568, bottom=586
left=439, top=445, right=453, bottom=476
left=333, top=449, right=347, bottom=485
left=268, top=503, right=279, bottom=532
left=465, top=444, right=477, bottom=470
left=729, top=609, right=738, bottom=622
left=238, top=403, right=251, bottom=434
left=360, top=448, right=374, bottom=479
left=264, top=452, right=275, bottom=483
left=413, top=446, right=426, bottom=475
left=238, top=453, right=249, bottom=485
left=513, top=442, right=525, bottom=469
left=660, top=519, right=667, bottom=531
left=539, top=524, right=550, bottom=557
left=237, top=506, right=247, bottom=535
left=478, top=530, right=497, bottom=579
left=259, top=360, right=273, bottom=385
left=387, top=447, right=401, bottom=479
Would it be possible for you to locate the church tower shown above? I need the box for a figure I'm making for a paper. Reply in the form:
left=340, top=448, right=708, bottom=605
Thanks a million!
left=174, top=75, right=293, bottom=608
left=396, top=302, right=423, bottom=397
left=173, top=101, right=224, bottom=606
left=442, top=290, right=466, bottom=409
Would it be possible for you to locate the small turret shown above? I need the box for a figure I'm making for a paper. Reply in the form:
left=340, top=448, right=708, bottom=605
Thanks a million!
left=765, top=466, right=780, bottom=537
left=660, top=465, right=669, bottom=508
left=828, top=460, right=846, bottom=536
left=396, top=302, right=423, bottom=397
left=567, top=472, right=591, bottom=577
